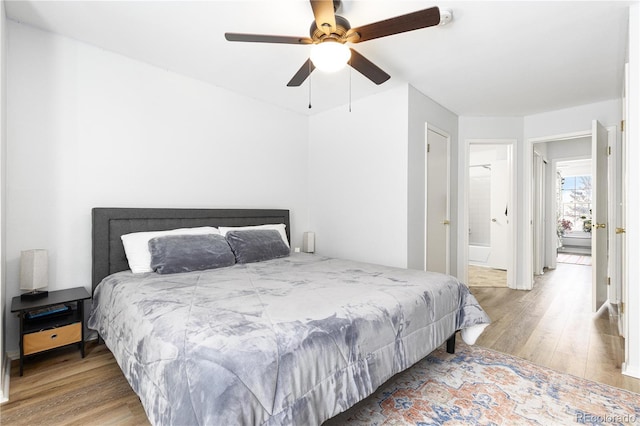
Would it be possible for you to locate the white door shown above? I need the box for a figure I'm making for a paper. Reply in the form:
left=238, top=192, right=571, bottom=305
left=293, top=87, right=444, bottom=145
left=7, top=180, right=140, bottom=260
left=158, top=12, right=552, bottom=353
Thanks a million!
left=592, top=120, right=609, bottom=312
left=488, top=150, right=509, bottom=270
left=426, top=128, right=449, bottom=274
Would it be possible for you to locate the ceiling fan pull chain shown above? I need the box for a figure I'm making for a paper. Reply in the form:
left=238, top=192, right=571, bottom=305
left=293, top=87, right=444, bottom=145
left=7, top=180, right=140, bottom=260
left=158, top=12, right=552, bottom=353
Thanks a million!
left=308, top=60, right=313, bottom=109
left=349, top=64, right=352, bottom=112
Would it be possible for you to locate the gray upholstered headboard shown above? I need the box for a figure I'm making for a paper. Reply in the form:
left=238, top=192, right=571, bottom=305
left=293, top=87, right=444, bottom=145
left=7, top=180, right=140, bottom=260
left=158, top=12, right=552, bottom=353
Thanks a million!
left=92, top=207, right=290, bottom=292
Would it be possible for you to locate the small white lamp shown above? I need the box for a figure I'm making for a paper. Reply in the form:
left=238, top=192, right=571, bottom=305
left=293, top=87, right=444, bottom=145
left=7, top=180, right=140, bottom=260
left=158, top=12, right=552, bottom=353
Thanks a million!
left=302, top=232, right=315, bottom=253
left=20, top=249, right=49, bottom=300
left=310, top=40, right=351, bottom=73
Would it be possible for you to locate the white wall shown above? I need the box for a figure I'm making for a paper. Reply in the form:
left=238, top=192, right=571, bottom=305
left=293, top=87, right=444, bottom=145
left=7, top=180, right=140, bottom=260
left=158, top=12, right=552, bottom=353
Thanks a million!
left=459, top=117, right=524, bottom=142
left=308, top=86, right=408, bottom=267
left=307, top=84, right=459, bottom=271
left=0, top=0, right=7, bottom=403
left=407, top=85, right=459, bottom=273
left=524, top=99, right=621, bottom=140
left=545, top=138, right=591, bottom=159
left=5, top=22, right=310, bottom=352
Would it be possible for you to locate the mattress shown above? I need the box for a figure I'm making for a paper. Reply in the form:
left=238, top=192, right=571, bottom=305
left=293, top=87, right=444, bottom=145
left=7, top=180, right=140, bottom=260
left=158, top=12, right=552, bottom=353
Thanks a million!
left=88, top=253, right=490, bottom=425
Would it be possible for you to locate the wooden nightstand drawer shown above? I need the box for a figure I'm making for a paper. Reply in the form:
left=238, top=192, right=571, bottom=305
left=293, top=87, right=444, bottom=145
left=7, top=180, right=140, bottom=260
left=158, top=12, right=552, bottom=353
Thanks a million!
left=24, top=323, right=82, bottom=355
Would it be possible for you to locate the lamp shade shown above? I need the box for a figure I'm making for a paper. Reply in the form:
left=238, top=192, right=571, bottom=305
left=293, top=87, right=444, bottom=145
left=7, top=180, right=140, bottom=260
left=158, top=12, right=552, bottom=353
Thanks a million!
left=310, top=40, right=351, bottom=73
left=302, top=232, right=315, bottom=253
left=20, top=249, right=48, bottom=291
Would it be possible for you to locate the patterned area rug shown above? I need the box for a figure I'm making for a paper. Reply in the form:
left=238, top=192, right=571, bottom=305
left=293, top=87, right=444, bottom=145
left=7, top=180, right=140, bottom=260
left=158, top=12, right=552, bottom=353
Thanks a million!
left=325, top=344, right=640, bottom=425
left=557, top=253, right=592, bottom=266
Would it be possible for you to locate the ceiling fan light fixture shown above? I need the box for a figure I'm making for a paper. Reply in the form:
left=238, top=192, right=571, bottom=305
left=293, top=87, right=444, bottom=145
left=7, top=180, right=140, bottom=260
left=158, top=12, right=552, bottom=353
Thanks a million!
left=310, top=40, right=351, bottom=73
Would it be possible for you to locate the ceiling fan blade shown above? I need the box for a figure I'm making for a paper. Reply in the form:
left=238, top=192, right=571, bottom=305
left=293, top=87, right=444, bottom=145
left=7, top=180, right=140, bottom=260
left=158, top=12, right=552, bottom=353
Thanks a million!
left=287, top=59, right=316, bottom=87
left=347, top=6, right=440, bottom=43
left=310, top=0, right=337, bottom=35
left=225, top=33, right=313, bottom=45
left=349, top=49, right=390, bottom=85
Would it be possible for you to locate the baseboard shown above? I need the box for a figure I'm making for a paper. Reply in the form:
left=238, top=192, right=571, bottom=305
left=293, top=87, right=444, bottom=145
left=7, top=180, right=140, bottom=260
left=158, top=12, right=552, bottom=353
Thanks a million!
left=0, top=353, right=11, bottom=403
left=622, top=362, right=640, bottom=379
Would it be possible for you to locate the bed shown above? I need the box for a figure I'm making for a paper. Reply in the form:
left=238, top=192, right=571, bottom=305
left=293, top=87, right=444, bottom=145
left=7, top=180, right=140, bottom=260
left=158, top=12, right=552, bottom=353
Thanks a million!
left=88, top=207, right=490, bottom=425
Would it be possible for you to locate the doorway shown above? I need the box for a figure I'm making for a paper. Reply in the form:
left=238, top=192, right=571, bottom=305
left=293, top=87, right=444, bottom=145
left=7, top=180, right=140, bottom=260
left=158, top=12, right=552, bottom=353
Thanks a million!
left=526, top=123, right=614, bottom=313
left=464, top=140, right=515, bottom=288
left=556, top=158, right=593, bottom=262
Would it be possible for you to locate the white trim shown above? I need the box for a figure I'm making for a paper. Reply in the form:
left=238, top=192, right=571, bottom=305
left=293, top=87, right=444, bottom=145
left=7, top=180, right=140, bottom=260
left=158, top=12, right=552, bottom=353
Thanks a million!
left=607, top=127, right=619, bottom=303
left=425, top=123, right=451, bottom=275
left=548, top=158, right=560, bottom=271
left=619, top=62, right=629, bottom=338
left=528, top=130, right=592, bottom=144
left=463, top=139, right=516, bottom=288
left=622, top=363, right=640, bottom=380
left=624, top=3, right=640, bottom=378
left=532, top=150, right=545, bottom=276
left=0, top=352, right=10, bottom=403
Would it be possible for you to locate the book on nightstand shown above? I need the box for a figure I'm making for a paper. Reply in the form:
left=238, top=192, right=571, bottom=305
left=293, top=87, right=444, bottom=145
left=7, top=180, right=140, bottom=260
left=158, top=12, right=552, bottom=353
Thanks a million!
left=25, top=304, right=71, bottom=319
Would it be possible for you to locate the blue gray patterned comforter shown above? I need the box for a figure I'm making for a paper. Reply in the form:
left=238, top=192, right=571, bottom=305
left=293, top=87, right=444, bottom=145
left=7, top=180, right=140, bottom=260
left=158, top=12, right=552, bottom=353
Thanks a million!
left=88, top=253, right=490, bottom=425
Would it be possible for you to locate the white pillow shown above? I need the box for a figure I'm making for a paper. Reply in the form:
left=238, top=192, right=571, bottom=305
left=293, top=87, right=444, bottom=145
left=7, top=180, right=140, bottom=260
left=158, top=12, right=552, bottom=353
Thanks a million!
left=121, top=226, right=220, bottom=273
left=218, top=224, right=289, bottom=248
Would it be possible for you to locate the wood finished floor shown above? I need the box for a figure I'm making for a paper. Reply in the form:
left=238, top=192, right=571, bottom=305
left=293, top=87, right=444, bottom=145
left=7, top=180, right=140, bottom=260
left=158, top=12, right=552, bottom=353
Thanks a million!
left=468, top=264, right=507, bottom=287
left=471, top=262, right=640, bottom=393
left=0, top=343, right=149, bottom=426
left=1, top=262, right=638, bottom=425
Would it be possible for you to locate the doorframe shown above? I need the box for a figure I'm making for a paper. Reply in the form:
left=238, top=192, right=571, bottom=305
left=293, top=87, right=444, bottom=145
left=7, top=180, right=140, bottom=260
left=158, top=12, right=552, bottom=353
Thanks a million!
left=425, top=124, right=451, bottom=275
left=462, top=138, right=516, bottom=288
left=532, top=149, right=546, bottom=276
left=619, top=62, right=629, bottom=338
left=524, top=128, right=617, bottom=294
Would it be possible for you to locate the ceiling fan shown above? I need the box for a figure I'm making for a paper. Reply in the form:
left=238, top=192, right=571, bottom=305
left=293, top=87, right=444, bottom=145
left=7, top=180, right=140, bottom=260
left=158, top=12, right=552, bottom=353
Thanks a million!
left=225, top=0, right=445, bottom=87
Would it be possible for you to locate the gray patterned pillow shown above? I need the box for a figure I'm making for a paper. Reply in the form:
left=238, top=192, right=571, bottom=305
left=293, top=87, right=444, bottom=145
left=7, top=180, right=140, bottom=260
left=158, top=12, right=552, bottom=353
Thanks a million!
left=149, top=234, right=235, bottom=274
left=225, top=229, right=290, bottom=264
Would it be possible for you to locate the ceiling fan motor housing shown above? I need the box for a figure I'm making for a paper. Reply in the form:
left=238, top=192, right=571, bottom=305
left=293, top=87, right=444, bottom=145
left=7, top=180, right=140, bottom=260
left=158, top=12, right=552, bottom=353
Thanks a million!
left=310, top=15, right=351, bottom=43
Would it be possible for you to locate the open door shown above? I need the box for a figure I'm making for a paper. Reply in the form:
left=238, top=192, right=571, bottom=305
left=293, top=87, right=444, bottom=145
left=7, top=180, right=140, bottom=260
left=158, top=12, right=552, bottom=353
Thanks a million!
left=487, top=153, right=510, bottom=270
left=592, top=120, right=609, bottom=312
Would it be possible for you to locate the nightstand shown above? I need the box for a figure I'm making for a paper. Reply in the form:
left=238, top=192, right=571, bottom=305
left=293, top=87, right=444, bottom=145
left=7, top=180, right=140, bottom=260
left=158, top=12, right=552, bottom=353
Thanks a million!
left=11, top=287, right=91, bottom=376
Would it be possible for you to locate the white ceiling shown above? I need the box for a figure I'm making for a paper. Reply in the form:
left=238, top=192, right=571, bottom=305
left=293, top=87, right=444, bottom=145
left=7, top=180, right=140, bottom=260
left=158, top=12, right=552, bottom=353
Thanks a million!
left=5, top=1, right=633, bottom=116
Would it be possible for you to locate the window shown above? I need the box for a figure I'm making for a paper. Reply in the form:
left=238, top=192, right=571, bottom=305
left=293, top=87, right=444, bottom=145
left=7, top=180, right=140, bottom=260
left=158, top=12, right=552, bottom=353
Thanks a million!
left=560, top=175, right=592, bottom=234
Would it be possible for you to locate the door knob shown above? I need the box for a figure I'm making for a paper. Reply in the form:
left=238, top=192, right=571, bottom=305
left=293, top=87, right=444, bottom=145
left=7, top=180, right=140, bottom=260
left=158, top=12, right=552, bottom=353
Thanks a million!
left=491, top=218, right=497, bottom=222
left=593, top=223, right=606, bottom=229
left=616, top=227, right=626, bottom=234
left=441, top=220, right=451, bottom=225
